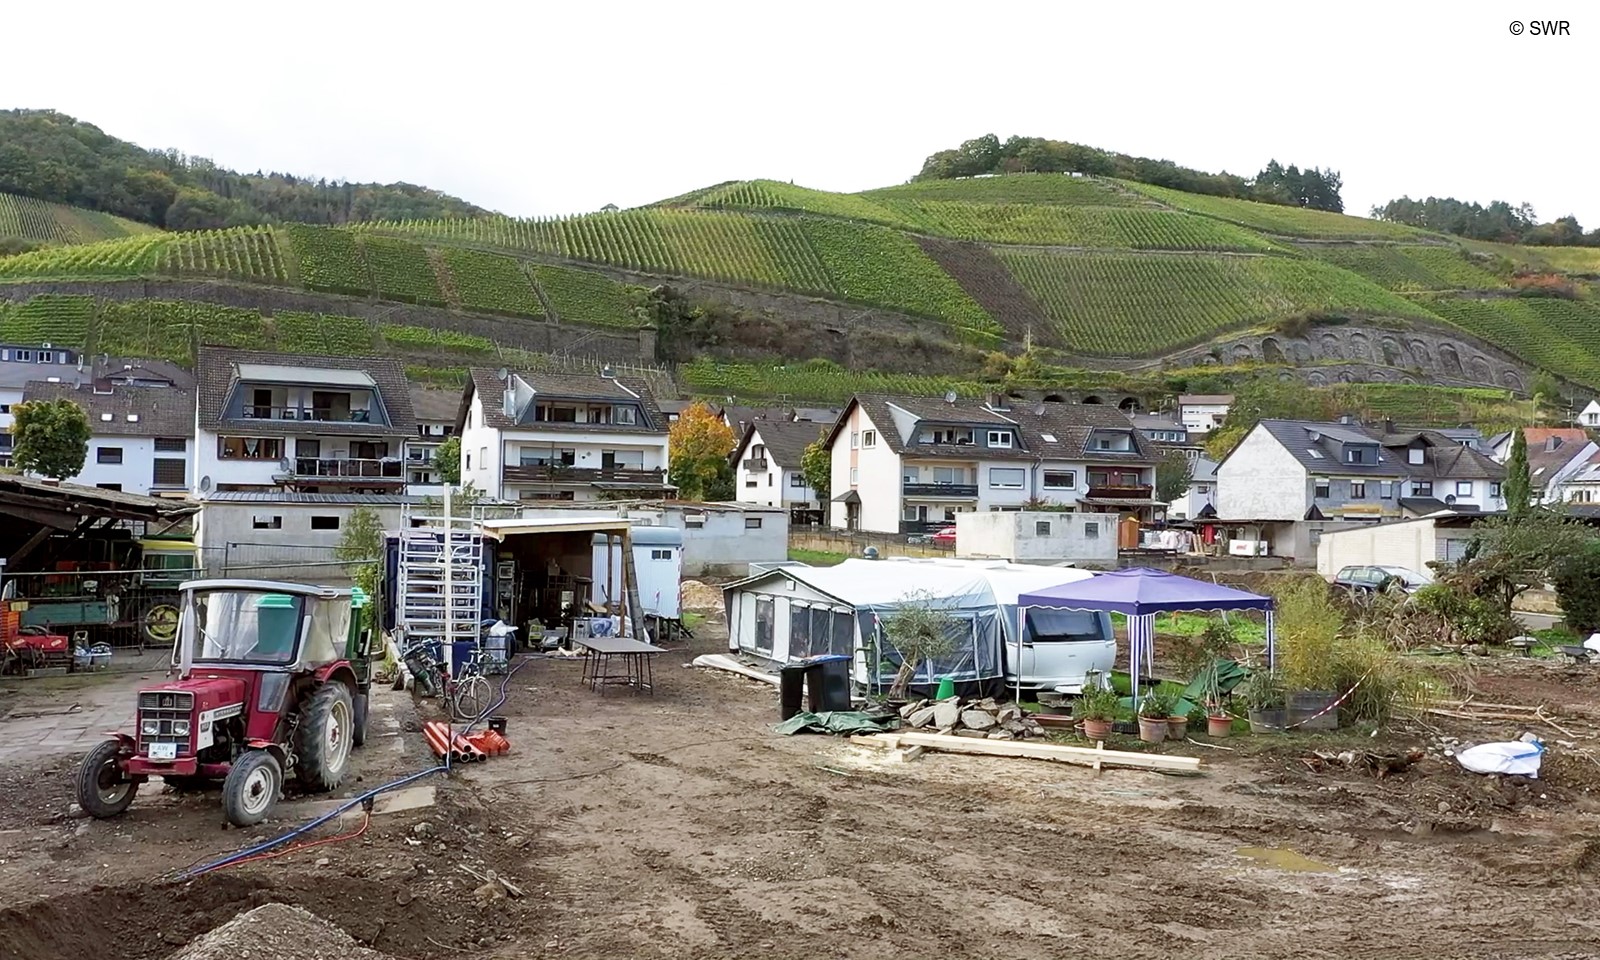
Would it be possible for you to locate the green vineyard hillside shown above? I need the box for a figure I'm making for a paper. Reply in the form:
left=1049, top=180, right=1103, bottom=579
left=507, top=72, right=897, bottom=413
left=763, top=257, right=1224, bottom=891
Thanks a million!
left=0, top=190, right=158, bottom=246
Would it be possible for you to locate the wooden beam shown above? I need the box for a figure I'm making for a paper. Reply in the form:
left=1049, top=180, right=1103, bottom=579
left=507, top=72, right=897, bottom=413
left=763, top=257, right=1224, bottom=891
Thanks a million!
left=8, top=526, right=56, bottom=567
left=853, top=731, right=1201, bottom=773
left=0, top=503, right=79, bottom=530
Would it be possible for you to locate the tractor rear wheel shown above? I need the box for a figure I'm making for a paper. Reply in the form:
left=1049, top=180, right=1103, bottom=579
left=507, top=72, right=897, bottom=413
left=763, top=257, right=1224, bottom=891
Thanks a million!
left=352, top=692, right=370, bottom=748
left=294, top=682, right=354, bottom=791
left=222, top=750, right=281, bottom=827
left=76, top=739, right=138, bottom=819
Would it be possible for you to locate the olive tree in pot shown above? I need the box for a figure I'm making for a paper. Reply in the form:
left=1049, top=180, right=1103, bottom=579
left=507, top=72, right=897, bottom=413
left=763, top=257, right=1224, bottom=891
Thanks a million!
left=882, top=591, right=959, bottom=703
left=1137, top=689, right=1175, bottom=744
left=1073, top=683, right=1120, bottom=741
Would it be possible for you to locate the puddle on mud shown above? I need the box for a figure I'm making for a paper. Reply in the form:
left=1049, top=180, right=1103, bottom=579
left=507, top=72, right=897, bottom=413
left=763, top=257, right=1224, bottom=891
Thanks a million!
left=1235, top=846, right=1338, bottom=872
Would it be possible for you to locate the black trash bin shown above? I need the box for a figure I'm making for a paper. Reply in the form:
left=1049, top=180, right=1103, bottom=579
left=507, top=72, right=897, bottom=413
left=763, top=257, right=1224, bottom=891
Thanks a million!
left=778, top=654, right=853, bottom=720
left=778, top=662, right=809, bottom=721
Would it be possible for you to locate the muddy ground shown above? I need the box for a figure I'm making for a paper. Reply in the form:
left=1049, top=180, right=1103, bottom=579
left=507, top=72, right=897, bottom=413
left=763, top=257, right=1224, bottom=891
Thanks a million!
left=2, top=621, right=1599, bottom=960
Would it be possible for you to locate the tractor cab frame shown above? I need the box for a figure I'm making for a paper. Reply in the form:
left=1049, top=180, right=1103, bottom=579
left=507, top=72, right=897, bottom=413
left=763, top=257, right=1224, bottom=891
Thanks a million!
left=76, top=579, right=376, bottom=827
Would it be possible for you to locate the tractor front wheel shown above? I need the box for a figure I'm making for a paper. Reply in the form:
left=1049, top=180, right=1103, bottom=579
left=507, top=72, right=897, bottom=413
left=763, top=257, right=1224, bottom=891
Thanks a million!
left=76, top=739, right=138, bottom=819
left=139, top=597, right=182, bottom=648
left=222, top=750, right=282, bottom=827
left=294, top=682, right=354, bottom=791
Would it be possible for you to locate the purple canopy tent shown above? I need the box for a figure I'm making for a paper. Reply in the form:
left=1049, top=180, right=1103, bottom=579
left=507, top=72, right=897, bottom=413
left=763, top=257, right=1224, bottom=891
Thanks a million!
left=1014, top=568, right=1276, bottom=706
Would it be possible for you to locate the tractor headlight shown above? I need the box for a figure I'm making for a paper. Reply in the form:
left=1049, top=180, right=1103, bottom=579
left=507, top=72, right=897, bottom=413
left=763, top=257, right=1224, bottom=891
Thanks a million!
left=172, top=720, right=191, bottom=736
left=141, top=718, right=160, bottom=736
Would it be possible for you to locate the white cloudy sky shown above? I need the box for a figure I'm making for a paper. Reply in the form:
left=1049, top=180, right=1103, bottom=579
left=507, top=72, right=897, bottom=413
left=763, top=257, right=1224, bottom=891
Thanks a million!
left=7, top=1, right=1596, bottom=225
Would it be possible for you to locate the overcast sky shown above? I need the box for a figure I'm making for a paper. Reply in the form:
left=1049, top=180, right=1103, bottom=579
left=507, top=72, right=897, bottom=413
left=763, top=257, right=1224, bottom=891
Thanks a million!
left=8, top=2, right=1595, bottom=225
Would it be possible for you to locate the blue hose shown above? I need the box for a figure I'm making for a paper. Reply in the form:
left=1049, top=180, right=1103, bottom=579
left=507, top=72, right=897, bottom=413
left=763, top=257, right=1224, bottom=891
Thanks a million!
left=179, top=654, right=533, bottom=880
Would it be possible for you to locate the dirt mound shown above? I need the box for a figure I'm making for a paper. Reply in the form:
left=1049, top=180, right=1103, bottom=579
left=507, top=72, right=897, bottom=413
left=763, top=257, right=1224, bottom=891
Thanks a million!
left=680, top=579, right=724, bottom=612
left=172, top=903, right=394, bottom=960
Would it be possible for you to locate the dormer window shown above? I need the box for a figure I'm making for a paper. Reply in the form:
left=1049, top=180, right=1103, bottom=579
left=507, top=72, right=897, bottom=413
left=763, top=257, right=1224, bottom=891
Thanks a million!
left=1345, top=448, right=1367, bottom=464
left=1408, top=447, right=1424, bottom=465
left=614, top=406, right=637, bottom=426
left=987, top=430, right=1012, bottom=448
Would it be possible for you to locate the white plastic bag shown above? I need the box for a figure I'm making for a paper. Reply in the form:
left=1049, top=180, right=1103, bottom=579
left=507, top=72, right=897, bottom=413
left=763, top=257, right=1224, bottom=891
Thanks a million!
left=1456, top=737, right=1544, bottom=778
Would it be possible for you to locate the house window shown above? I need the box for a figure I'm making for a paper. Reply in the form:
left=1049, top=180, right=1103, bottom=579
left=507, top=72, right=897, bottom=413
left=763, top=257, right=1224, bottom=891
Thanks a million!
left=903, top=505, right=923, bottom=523
left=932, top=466, right=964, bottom=485
left=1097, top=439, right=1112, bottom=450
left=650, top=549, right=672, bottom=560
left=745, top=517, right=763, bottom=529
left=311, top=516, right=340, bottom=531
left=219, top=437, right=284, bottom=460
left=466, top=453, right=472, bottom=470
left=1084, top=521, right=1100, bottom=539
left=252, top=515, right=283, bottom=530
left=1381, top=481, right=1393, bottom=498
left=1345, top=448, right=1367, bottom=464
left=1408, top=448, right=1425, bottom=465
left=1350, top=481, right=1366, bottom=499
left=849, top=467, right=858, bottom=484
left=987, top=430, right=1012, bottom=448
left=862, top=430, right=876, bottom=448
left=601, top=450, right=643, bottom=470
left=97, top=447, right=124, bottom=464
left=1196, top=483, right=1210, bottom=494
left=1306, top=449, right=1324, bottom=459
left=1413, top=481, right=1433, bottom=496
left=152, top=458, right=186, bottom=487
left=613, top=406, right=637, bottom=426
left=1035, top=520, right=1052, bottom=536
left=479, top=447, right=487, bottom=467
left=154, top=437, right=186, bottom=453
left=96, top=483, right=122, bottom=492
left=790, top=474, right=806, bottom=488
left=745, top=479, right=757, bottom=488
left=1043, top=471, right=1076, bottom=490
left=767, top=474, right=773, bottom=487
left=522, top=448, right=576, bottom=467
left=989, top=467, right=1025, bottom=489
left=1490, top=482, right=1502, bottom=498
left=1456, top=481, right=1473, bottom=497
left=850, top=431, right=859, bottom=449
left=1314, top=478, right=1330, bottom=499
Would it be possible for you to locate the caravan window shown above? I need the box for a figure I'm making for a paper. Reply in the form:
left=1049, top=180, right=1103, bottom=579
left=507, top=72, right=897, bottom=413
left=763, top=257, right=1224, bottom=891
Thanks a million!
left=786, top=606, right=854, bottom=661
left=754, top=597, right=774, bottom=655
left=1025, top=609, right=1107, bottom=643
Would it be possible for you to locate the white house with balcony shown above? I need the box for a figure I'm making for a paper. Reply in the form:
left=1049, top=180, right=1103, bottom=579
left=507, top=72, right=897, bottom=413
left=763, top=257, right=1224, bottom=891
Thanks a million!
left=1177, top=394, right=1234, bottom=435
left=19, top=375, right=195, bottom=496
left=405, top=383, right=459, bottom=496
left=193, top=347, right=415, bottom=496
left=824, top=394, right=1161, bottom=535
left=731, top=419, right=829, bottom=523
left=0, top=343, right=83, bottom=466
left=456, top=367, right=672, bottom=502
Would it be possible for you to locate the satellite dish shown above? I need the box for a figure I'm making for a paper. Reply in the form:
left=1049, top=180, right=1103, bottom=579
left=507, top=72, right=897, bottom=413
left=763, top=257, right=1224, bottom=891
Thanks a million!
left=1033, top=403, right=1046, bottom=416
left=943, top=390, right=958, bottom=404
left=1444, top=494, right=1456, bottom=505
left=496, top=367, right=509, bottom=381
left=862, top=546, right=880, bottom=560
left=199, top=475, right=213, bottom=493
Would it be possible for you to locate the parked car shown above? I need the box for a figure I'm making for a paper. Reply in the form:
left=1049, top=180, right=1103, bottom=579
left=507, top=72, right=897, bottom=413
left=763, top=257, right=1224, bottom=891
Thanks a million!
left=1331, top=565, right=1433, bottom=595
left=931, top=526, right=957, bottom=544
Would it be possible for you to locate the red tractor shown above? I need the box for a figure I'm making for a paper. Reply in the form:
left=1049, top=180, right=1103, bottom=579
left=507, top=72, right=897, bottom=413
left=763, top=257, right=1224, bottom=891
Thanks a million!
left=75, top=579, right=376, bottom=826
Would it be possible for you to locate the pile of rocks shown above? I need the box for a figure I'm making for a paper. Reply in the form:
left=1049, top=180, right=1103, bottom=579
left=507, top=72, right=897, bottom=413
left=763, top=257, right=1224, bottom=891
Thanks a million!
left=897, top=697, right=1047, bottom=741
left=172, top=903, right=396, bottom=960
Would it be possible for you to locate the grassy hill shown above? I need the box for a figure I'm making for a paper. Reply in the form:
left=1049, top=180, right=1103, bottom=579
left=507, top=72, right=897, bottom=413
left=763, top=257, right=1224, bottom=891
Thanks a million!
left=0, top=191, right=159, bottom=246
left=3, top=170, right=1598, bottom=416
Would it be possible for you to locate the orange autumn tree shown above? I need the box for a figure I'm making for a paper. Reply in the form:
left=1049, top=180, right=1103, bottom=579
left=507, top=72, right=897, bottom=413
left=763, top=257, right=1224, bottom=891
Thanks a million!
left=668, top=401, right=736, bottom=501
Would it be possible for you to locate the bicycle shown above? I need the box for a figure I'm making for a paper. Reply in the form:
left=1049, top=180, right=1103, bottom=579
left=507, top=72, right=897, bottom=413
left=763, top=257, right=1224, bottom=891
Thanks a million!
left=401, top=638, right=494, bottom=722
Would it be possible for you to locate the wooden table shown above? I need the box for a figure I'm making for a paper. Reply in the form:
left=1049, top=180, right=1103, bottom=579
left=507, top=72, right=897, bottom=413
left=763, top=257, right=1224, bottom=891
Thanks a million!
left=575, top=636, right=667, bottom=694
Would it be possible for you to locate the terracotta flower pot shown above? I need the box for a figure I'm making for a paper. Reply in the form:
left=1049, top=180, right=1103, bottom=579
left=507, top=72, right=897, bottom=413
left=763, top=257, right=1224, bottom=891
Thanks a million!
left=1207, top=714, right=1233, bottom=738
left=1137, top=716, right=1168, bottom=743
left=1082, top=718, right=1113, bottom=741
left=1167, top=715, right=1189, bottom=740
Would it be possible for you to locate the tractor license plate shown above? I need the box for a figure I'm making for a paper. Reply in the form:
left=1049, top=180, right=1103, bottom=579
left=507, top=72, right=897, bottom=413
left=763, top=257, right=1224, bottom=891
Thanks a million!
left=148, top=742, right=177, bottom=761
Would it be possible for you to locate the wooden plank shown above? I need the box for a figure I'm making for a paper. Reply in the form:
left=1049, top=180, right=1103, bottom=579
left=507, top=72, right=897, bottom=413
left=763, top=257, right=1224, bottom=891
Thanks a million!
left=691, top=654, right=781, bottom=687
left=864, top=731, right=1201, bottom=773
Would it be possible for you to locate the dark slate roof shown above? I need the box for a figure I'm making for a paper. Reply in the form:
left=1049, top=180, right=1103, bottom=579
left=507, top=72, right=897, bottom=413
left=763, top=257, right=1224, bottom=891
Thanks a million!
left=1399, top=497, right=1449, bottom=514
left=1179, top=394, right=1234, bottom=405
left=1256, top=420, right=1410, bottom=477
left=1419, top=442, right=1505, bottom=481
left=197, top=347, right=414, bottom=437
left=792, top=407, right=842, bottom=424
left=92, top=357, right=194, bottom=390
left=1523, top=428, right=1595, bottom=491
left=826, top=395, right=1158, bottom=465
left=1130, top=413, right=1185, bottom=432
left=731, top=419, right=830, bottom=468
left=408, top=383, right=461, bottom=423
left=463, top=367, right=665, bottom=435
left=0, top=361, right=81, bottom=390
left=21, top=381, right=195, bottom=438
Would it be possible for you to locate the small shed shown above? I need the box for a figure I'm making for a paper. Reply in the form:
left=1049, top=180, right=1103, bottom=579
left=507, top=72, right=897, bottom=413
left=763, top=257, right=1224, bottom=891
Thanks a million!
left=591, top=525, right=682, bottom=618
left=722, top=558, right=1095, bottom=694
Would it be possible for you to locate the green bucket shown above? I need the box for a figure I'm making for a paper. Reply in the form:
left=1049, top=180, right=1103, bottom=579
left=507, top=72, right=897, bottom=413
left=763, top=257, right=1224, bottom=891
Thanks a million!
left=935, top=676, right=956, bottom=699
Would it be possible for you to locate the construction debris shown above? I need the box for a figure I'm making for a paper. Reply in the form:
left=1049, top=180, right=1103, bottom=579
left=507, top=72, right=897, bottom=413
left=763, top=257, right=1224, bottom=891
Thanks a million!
left=854, top=731, right=1201, bottom=773
left=898, top=696, right=1047, bottom=741
left=1302, top=749, right=1425, bottom=778
left=680, top=580, right=725, bottom=612
left=172, top=903, right=396, bottom=960
left=692, top=654, right=781, bottom=686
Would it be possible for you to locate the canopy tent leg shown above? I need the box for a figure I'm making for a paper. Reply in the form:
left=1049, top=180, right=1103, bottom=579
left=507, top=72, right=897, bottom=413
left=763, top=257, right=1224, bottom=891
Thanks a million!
left=1016, top=604, right=1025, bottom=705
left=1265, top=608, right=1276, bottom=672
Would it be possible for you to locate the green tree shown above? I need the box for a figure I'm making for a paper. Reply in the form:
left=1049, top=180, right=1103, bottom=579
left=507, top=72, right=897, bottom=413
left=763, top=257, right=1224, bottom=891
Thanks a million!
left=881, top=590, right=960, bottom=700
left=335, top=505, right=384, bottom=597
left=668, top=402, right=736, bottom=501
left=1503, top=429, right=1531, bottom=518
left=1460, top=509, right=1595, bottom=614
left=434, top=436, right=461, bottom=485
left=799, top=429, right=831, bottom=504
left=11, top=397, right=90, bottom=480
left=1552, top=540, right=1600, bottom=634
left=1154, top=450, right=1195, bottom=503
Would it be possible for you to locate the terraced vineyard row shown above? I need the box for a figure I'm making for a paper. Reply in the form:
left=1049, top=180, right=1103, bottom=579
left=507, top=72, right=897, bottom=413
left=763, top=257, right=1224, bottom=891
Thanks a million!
left=358, top=235, right=445, bottom=305
left=1307, top=244, right=1507, bottom=292
left=158, top=226, right=290, bottom=283
left=531, top=265, right=644, bottom=327
left=440, top=248, right=543, bottom=317
left=997, top=249, right=1434, bottom=354
left=0, top=294, right=95, bottom=346
left=682, top=358, right=986, bottom=403
left=0, top=234, right=169, bottom=279
left=1424, top=297, right=1600, bottom=388
left=694, top=180, right=901, bottom=224
left=283, top=224, right=370, bottom=296
left=1123, top=181, right=1425, bottom=240
left=1330, top=382, right=1531, bottom=429
left=0, top=191, right=158, bottom=245
left=93, top=299, right=267, bottom=359
left=859, top=173, right=1138, bottom=207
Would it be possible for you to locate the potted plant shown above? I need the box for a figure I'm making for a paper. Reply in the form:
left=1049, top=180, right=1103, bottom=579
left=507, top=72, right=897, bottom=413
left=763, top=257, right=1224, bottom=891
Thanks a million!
left=1073, top=684, right=1119, bottom=741
left=881, top=591, right=958, bottom=702
left=1206, top=705, right=1234, bottom=738
left=1137, top=689, right=1174, bottom=744
left=1242, top=669, right=1288, bottom=734
left=1167, top=707, right=1192, bottom=741
left=1275, top=579, right=1342, bottom=731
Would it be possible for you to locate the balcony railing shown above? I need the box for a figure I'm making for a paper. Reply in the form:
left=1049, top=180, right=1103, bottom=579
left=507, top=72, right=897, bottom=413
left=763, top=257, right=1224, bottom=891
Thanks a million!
left=241, top=406, right=377, bottom=424
left=289, top=457, right=404, bottom=480
left=502, top=465, right=667, bottom=487
left=743, top=457, right=769, bottom=472
left=1085, top=484, right=1153, bottom=499
left=903, top=481, right=979, bottom=498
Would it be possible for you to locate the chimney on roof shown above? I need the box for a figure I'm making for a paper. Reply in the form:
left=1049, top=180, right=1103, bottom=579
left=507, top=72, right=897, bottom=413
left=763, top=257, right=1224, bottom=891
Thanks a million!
left=1338, top=414, right=1353, bottom=425
left=1383, top=418, right=1395, bottom=434
left=600, top=364, right=615, bottom=380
